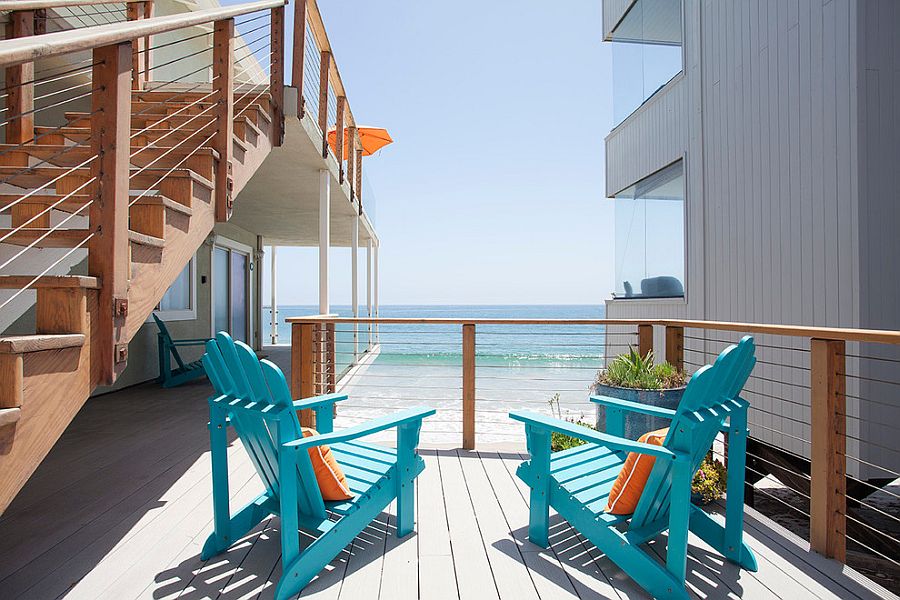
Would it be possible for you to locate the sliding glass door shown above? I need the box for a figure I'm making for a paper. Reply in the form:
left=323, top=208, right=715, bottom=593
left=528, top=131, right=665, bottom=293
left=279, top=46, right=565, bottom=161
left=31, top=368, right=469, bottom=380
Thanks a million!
left=212, top=243, right=251, bottom=343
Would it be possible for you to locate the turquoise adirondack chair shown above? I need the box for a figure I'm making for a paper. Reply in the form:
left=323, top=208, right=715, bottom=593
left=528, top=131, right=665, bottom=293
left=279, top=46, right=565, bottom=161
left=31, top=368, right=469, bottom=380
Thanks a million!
left=200, top=332, right=435, bottom=599
left=511, top=336, right=757, bottom=600
left=152, top=314, right=210, bottom=387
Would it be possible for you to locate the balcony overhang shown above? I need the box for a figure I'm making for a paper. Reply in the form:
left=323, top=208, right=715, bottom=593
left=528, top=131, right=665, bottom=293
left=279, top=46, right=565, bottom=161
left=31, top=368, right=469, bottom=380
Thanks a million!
left=229, top=87, right=377, bottom=248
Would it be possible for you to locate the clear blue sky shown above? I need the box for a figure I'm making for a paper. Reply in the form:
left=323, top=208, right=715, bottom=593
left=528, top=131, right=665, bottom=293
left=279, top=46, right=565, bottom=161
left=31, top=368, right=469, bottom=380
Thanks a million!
left=249, top=0, right=614, bottom=305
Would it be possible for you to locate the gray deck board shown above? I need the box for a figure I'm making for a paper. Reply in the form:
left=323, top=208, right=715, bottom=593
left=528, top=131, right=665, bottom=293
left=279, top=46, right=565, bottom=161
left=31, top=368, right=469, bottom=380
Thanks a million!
left=0, top=381, right=894, bottom=600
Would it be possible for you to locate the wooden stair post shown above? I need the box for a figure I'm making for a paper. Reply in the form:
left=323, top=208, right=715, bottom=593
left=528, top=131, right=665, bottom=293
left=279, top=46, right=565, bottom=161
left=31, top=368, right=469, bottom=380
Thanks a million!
left=810, top=338, right=847, bottom=561
left=126, top=1, right=151, bottom=90
left=213, top=18, right=235, bottom=222
left=89, top=42, right=133, bottom=384
left=5, top=10, right=34, bottom=151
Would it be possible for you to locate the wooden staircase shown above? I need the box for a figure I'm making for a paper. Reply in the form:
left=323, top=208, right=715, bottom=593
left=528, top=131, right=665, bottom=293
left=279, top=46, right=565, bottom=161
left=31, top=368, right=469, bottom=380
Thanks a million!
left=0, top=0, right=287, bottom=515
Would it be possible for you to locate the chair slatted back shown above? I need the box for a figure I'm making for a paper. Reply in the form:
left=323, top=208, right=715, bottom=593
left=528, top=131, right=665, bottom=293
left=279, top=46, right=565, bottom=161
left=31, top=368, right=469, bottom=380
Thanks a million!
left=152, top=314, right=187, bottom=369
left=630, top=336, right=756, bottom=531
left=203, top=332, right=327, bottom=520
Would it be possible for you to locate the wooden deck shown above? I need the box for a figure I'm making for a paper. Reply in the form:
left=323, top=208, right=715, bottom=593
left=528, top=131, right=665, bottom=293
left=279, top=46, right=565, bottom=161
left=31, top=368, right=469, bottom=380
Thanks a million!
left=0, top=380, right=895, bottom=600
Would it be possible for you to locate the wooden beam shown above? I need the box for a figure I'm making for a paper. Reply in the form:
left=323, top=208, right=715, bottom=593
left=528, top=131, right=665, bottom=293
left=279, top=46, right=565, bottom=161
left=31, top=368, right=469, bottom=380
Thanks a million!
left=638, top=324, right=653, bottom=358
left=355, top=147, right=362, bottom=210
left=325, top=322, right=335, bottom=393
left=810, top=338, right=846, bottom=562
left=212, top=18, right=235, bottom=222
left=462, top=323, right=475, bottom=450
left=5, top=11, right=35, bottom=147
left=270, top=5, right=285, bottom=145
left=665, top=325, right=684, bottom=371
left=291, top=0, right=307, bottom=117
left=318, top=50, right=331, bottom=157
left=88, top=42, right=132, bottom=385
left=335, top=96, right=345, bottom=183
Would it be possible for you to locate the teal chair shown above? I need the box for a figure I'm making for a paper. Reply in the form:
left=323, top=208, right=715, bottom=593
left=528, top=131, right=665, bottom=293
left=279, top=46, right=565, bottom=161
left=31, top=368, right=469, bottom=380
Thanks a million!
left=200, top=332, right=435, bottom=600
left=511, top=336, right=757, bottom=600
left=152, top=314, right=211, bottom=387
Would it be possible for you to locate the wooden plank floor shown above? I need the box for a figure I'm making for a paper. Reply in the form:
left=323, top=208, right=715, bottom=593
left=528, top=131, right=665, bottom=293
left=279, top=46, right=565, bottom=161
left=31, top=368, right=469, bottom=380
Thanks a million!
left=0, top=381, right=895, bottom=600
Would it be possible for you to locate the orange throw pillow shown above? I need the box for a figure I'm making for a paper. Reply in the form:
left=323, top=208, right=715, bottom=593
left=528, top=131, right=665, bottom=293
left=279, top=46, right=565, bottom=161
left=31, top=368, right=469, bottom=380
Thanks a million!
left=605, top=427, right=669, bottom=515
left=301, top=428, right=353, bottom=501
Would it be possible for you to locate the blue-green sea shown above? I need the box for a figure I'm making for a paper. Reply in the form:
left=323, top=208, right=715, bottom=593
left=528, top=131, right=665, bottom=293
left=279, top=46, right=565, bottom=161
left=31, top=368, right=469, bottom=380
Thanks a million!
left=263, top=305, right=626, bottom=445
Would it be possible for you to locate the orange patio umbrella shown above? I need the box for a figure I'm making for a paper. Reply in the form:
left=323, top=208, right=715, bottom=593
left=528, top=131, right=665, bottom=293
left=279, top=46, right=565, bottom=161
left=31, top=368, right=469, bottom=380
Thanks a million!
left=327, top=126, right=393, bottom=160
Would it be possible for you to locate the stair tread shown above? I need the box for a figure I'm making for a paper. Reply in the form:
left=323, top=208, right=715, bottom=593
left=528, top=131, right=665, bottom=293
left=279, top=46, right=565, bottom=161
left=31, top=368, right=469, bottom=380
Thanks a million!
left=0, top=275, right=99, bottom=289
left=0, top=166, right=213, bottom=191
left=1, top=193, right=191, bottom=216
left=0, top=333, right=85, bottom=354
left=0, top=228, right=91, bottom=247
left=0, top=145, right=220, bottom=168
left=0, top=408, right=21, bottom=428
left=128, top=230, right=164, bottom=248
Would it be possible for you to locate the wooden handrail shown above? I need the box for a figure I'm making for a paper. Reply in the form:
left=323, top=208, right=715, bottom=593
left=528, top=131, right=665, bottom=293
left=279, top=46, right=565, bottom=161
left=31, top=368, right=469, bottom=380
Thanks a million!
left=0, top=0, right=146, bottom=9
left=0, top=0, right=286, bottom=68
left=285, top=315, right=900, bottom=345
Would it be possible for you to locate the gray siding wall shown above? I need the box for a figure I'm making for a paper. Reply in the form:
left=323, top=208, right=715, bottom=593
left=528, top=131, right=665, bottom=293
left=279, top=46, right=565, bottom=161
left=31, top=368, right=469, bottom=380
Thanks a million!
left=604, top=0, right=899, bottom=475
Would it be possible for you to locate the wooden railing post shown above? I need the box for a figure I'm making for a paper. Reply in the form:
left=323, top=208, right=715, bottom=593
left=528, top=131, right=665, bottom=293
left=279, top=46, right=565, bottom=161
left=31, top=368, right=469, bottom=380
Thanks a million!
left=325, top=321, right=336, bottom=393
left=810, top=338, right=847, bottom=562
left=270, top=5, right=285, bottom=145
left=126, top=2, right=147, bottom=90
left=355, top=146, right=363, bottom=210
left=5, top=10, right=34, bottom=148
left=212, top=18, right=235, bottom=222
left=463, top=323, right=476, bottom=450
left=292, top=322, right=316, bottom=428
left=89, top=42, right=133, bottom=384
left=335, top=96, right=345, bottom=182
left=318, top=50, right=331, bottom=157
left=638, top=323, right=653, bottom=357
left=665, top=325, right=684, bottom=371
left=291, top=0, right=307, bottom=117
left=346, top=125, right=357, bottom=198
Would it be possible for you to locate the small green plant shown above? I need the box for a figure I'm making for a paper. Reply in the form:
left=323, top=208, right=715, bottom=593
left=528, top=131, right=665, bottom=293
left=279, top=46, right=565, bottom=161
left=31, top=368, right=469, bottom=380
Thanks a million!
left=692, top=455, right=728, bottom=504
left=548, top=393, right=596, bottom=452
left=596, top=347, right=686, bottom=390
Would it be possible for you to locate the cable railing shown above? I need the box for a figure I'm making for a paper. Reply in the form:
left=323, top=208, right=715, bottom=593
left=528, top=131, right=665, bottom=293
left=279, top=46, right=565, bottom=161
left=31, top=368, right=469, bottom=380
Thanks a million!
left=293, top=0, right=364, bottom=204
left=287, top=314, right=900, bottom=586
left=0, top=0, right=286, bottom=382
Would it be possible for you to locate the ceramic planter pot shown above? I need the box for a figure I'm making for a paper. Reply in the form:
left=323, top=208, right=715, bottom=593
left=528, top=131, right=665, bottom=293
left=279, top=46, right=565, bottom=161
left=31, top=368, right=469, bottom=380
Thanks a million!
left=593, top=383, right=685, bottom=440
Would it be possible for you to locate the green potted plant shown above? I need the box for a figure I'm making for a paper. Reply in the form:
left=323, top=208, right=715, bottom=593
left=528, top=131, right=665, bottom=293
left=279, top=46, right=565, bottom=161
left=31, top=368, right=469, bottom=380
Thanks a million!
left=692, top=455, right=728, bottom=505
left=547, top=393, right=597, bottom=452
left=592, top=347, right=687, bottom=439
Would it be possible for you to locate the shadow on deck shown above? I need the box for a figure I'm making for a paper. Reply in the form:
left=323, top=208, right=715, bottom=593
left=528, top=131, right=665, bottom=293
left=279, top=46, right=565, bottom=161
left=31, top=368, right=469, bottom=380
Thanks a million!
left=0, top=380, right=893, bottom=599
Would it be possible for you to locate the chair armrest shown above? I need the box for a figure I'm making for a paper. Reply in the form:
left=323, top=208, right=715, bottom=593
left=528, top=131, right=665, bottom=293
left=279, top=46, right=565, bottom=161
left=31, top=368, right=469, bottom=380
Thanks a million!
left=509, top=410, right=676, bottom=460
left=285, top=407, right=436, bottom=451
left=590, top=394, right=677, bottom=420
left=292, top=393, right=349, bottom=411
left=171, top=338, right=213, bottom=346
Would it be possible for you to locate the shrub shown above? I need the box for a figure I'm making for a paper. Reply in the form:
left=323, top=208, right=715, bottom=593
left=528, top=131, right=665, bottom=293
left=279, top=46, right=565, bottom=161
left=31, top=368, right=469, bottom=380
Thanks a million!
left=596, top=347, right=686, bottom=390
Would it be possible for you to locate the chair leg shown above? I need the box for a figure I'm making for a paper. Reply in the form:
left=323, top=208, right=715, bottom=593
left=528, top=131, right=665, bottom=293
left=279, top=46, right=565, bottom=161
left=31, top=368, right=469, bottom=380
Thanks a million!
left=689, top=507, right=758, bottom=571
left=666, top=456, right=693, bottom=583
left=203, top=405, right=232, bottom=559
left=396, top=421, right=422, bottom=537
left=526, top=427, right=551, bottom=548
left=725, top=407, right=750, bottom=565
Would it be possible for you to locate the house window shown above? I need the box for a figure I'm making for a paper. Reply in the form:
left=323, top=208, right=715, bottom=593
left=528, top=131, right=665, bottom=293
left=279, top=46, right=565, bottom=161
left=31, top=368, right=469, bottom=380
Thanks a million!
left=610, top=0, right=683, bottom=125
left=154, top=257, right=196, bottom=321
left=212, top=241, right=252, bottom=344
left=614, top=160, right=685, bottom=299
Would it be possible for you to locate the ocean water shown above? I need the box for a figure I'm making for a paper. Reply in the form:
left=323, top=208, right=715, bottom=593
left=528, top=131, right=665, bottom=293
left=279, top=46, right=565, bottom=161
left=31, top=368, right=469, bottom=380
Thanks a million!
left=264, top=305, right=628, bottom=446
